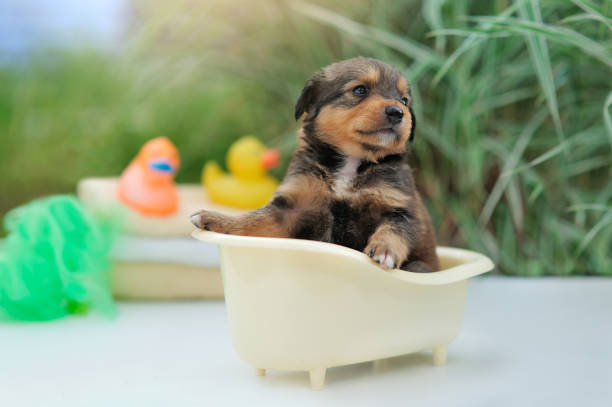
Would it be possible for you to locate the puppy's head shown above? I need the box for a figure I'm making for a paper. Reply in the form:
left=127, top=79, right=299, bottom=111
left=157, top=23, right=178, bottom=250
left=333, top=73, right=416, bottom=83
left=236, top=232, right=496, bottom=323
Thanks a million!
left=295, top=57, right=415, bottom=161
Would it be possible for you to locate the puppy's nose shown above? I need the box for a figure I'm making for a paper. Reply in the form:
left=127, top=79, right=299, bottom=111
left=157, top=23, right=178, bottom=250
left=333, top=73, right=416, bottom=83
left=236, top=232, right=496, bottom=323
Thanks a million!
left=385, top=106, right=404, bottom=124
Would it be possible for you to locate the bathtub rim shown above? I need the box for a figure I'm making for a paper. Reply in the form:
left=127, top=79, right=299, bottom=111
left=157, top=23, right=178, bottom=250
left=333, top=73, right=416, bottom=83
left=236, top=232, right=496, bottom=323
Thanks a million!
left=192, top=230, right=494, bottom=286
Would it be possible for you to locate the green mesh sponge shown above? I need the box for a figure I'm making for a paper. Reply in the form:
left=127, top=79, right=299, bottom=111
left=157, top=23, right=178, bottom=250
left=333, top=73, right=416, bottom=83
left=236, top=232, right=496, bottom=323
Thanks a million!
left=0, top=195, right=118, bottom=321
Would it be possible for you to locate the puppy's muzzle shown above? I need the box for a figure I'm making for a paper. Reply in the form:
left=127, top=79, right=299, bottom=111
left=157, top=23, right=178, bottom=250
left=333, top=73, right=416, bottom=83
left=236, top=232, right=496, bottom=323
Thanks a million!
left=385, top=105, right=403, bottom=125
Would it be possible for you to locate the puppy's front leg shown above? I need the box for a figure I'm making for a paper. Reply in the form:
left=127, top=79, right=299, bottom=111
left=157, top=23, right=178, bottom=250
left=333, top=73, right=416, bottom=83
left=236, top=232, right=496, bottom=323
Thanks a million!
left=192, top=175, right=332, bottom=239
left=190, top=204, right=290, bottom=237
left=364, top=208, right=416, bottom=270
left=365, top=224, right=409, bottom=270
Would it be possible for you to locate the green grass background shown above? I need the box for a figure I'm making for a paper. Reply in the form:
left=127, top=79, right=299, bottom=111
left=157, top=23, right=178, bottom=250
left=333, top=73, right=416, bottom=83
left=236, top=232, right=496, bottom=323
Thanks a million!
left=0, top=0, right=610, bottom=275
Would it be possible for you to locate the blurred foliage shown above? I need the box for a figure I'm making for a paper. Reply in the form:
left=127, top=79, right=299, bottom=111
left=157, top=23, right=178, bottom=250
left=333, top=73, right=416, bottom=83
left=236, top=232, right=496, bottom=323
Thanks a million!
left=0, top=0, right=610, bottom=275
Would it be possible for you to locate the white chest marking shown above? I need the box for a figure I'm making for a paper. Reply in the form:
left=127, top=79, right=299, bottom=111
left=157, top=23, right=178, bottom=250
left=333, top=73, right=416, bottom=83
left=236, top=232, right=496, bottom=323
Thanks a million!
left=332, top=156, right=361, bottom=195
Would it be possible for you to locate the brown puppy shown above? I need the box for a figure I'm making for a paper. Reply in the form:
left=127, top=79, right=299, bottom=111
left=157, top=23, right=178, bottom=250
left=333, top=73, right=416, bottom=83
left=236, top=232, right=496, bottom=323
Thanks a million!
left=191, top=57, right=439, bottom=272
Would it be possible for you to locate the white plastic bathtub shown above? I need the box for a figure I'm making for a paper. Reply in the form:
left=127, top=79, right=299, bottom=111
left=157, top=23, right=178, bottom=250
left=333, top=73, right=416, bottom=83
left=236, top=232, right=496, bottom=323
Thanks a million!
left=192, top=230, right=494, bottom=389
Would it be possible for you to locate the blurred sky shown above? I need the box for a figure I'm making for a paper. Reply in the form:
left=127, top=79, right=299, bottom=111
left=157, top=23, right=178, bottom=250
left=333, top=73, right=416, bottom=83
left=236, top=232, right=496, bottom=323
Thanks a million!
left=0, top=0, right=130, bottom=62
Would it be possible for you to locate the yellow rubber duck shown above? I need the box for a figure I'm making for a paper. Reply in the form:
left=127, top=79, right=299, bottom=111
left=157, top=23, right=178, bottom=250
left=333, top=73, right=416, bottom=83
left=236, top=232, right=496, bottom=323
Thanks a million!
left=203, top=136, right=280, bottom=209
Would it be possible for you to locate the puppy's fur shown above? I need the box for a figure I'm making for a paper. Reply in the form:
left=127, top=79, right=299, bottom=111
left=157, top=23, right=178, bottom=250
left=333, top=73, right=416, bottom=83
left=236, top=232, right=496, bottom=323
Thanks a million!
left=191, top=57, right=439, bottom=272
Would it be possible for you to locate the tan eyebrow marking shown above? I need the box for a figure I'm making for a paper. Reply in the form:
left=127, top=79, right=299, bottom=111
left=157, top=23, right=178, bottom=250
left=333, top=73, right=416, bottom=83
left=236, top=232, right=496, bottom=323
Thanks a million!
left=362, top=67, right=380, bottom=84
left=343, top=68, right=381, bottom=92
left=396, top=76, right=409, bottom=94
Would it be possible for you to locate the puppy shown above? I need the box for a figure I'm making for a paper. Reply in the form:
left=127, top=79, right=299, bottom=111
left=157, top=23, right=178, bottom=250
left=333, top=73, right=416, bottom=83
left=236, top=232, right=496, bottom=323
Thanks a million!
left=191, top=57, right=439, bottom=272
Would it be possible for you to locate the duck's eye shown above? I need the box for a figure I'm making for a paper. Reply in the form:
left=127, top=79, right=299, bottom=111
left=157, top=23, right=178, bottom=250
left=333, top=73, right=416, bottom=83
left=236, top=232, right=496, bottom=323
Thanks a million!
left=401, top=97, right=409, bottom=106
left=352, top=85, right=368, bottom=96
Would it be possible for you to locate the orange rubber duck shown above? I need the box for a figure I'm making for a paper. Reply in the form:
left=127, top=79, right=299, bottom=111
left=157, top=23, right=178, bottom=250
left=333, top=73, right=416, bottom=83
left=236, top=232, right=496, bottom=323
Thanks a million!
left=117, top=137, right=180, bottom=216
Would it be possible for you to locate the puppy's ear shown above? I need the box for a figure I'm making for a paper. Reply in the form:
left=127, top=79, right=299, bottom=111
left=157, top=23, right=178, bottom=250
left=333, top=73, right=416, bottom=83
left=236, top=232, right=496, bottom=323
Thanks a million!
left=294, top=77, right=319, bottom=121
left=408, top=106, right=416, bottom=142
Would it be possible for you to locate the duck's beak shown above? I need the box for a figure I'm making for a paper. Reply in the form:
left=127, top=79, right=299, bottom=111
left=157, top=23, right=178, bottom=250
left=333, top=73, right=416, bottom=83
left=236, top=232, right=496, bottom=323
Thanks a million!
left=149, top=159, right=176, bottom=174
left=261, top=149, right=280, bottom=170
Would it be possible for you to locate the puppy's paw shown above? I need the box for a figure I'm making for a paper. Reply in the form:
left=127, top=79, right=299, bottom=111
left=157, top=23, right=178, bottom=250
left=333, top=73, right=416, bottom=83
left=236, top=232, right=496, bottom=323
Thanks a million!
left=364, top=242, right=400, bottom=270
left=190, top=210, right=230, bottom=233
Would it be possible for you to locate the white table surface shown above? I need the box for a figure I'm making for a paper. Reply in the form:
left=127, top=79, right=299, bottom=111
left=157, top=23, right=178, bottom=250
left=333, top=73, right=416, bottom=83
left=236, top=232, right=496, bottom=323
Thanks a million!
left=2, top=276, right=611, bottom=407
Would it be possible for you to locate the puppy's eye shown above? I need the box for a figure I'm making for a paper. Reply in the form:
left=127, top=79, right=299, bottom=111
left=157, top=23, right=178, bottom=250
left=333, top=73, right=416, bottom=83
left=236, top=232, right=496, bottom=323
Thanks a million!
left=352, top=85, right=368, bottom=96
left=401, top=97, right=409, bottom=106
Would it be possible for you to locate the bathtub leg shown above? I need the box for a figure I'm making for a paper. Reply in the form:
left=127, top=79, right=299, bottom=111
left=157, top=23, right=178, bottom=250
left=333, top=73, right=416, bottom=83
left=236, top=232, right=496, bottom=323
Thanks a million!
left=309, top=367, right=326, bottom=390
left=432, top=345, right=447, bottom=366
left=255, top=368, right=266, bottom=376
